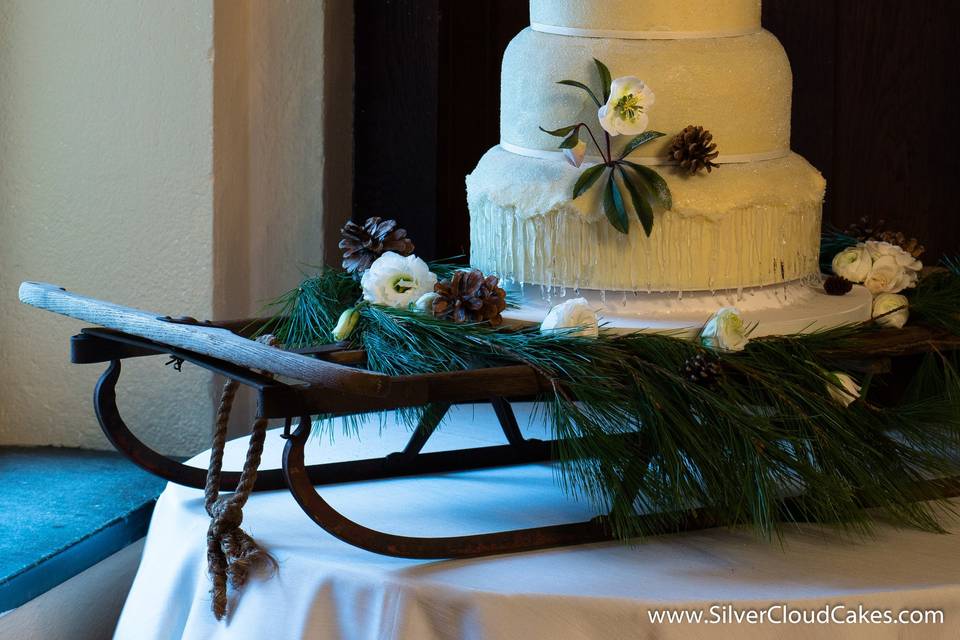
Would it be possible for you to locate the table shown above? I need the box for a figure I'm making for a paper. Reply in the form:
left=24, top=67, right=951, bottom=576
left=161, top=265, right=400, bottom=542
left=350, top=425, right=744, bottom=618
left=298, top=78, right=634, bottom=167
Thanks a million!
left=114, top=404, right=960, bottom=639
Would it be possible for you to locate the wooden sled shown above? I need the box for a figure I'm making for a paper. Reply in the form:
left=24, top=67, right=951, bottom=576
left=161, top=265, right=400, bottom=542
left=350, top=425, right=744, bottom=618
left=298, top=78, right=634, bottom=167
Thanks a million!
left=18, top=281, right=960, bottom=559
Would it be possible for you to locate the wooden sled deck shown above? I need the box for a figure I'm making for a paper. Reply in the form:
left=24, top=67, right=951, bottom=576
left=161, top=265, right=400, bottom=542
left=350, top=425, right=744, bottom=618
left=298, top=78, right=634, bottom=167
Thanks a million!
left=18, top=281, right=960, bottom=559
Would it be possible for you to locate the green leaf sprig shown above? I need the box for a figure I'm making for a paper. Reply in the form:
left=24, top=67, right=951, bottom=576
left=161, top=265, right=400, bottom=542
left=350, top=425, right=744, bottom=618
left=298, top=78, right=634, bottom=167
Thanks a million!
left=540, top=59, right=672, bottom=237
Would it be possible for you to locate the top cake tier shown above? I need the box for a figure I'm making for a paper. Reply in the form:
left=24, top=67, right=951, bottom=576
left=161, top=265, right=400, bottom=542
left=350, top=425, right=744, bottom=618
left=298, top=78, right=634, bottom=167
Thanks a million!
left=530, top=0, right=761, bottom=38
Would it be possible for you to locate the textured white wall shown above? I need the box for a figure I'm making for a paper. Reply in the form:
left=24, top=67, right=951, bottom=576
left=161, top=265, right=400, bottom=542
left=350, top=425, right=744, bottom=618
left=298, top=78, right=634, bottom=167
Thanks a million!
left=0, top=1, right=218, bottom=455
left=0, top=1, right=350, bottom=456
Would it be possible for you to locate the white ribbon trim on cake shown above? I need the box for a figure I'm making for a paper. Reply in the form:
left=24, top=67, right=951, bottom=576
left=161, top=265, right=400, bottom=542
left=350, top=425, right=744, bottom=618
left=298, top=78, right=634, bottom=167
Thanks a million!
left=530, top=22, right=760, bottom=40
left=499, top=141, right=790, bottom=166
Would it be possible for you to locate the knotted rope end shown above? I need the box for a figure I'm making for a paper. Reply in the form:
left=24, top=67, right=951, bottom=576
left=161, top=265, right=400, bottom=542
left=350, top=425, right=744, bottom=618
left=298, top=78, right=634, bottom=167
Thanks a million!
left=205, top=378, right=276, bottom=620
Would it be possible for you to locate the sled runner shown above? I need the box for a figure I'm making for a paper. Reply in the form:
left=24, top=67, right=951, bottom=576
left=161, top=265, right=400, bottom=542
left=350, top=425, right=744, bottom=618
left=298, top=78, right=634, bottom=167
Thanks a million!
left=18, top=281, right=960, bottom=559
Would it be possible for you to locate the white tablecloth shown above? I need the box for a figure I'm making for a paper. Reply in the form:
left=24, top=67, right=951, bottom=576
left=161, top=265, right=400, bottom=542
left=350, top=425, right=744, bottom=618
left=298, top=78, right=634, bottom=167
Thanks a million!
left=115, top=404, right=960, bottom=640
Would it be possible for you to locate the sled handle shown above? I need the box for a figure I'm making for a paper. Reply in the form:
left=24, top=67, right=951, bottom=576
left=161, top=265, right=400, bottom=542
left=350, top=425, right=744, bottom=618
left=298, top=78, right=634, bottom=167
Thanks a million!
left=18, top=281, right=392, bottom=397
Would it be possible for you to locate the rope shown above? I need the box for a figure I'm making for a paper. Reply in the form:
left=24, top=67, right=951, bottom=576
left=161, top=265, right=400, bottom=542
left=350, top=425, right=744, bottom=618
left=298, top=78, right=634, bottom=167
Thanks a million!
left=203, top=335, right=280, bottom=620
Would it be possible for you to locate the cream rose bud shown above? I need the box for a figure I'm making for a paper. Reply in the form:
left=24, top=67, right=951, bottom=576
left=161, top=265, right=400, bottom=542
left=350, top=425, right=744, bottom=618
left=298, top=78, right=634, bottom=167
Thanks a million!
left=828, top=372, right=861, bottom=408
left=412, top=291, right=439, bottom=313
left=540, top=298, right=599, bottom=338
left=331, top=307, right=359, bottom=341
left=562, top=139, right=588, bottom=168
left=700, top=307, right=749, bottom=353
left=863, top=255, right=919, bottom=295
left=871, top=293, right=909, bottom=329
left=598, top=77, right=655, bottom=136
left=831, top=245, right=872, bottom=283
left=360, top=252, right=437, bottom=308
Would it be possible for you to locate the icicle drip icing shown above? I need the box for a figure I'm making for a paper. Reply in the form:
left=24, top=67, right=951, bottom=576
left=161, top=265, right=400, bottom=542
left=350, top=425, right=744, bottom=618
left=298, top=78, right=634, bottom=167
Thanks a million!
left=468, top=195, right=823, bottom=293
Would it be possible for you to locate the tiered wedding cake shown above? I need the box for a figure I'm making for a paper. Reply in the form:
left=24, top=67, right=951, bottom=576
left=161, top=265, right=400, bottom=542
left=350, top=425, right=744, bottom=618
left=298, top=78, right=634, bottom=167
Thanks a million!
left=467, top=0, right=871, bottom=333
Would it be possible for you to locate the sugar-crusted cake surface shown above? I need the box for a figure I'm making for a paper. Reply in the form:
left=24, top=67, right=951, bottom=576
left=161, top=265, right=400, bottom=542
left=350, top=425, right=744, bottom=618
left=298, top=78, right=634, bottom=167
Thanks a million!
left=468, top=0, right=827, bottom=296
left=530, top=0, right=761, bottom=36
left=469, top=147, right=824, bottom=292
left=502, top=28, right=792, bottom=161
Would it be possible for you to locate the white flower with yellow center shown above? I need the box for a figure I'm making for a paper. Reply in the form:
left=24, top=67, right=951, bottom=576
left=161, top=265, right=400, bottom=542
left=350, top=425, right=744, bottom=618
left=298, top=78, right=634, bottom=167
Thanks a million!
left=360, top=252, right=437, bottom=308
left=598, top=77, right=655, bottom=136
left=831, top=245, right=872, bottom=283
left=700, top=307, right=749, bottom=353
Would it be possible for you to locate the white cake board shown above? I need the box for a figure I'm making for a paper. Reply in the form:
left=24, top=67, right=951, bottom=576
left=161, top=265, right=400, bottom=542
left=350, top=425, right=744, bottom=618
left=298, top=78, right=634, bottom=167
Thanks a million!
left=503, top=280, right=873, bottom=338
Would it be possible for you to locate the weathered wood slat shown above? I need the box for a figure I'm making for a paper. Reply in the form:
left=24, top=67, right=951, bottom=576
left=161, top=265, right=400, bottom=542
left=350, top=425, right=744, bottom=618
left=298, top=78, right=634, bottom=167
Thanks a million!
left=408, top=365, right=548, bottom=402
left=18, top=282, right=391, bottom=396
left=205, top=316, right=275, bottom=337
left=259, top=365, right=546, bottom=417
left=22, top=281, right=960, bottom=412
left=848, top=325, right=960, bottom=356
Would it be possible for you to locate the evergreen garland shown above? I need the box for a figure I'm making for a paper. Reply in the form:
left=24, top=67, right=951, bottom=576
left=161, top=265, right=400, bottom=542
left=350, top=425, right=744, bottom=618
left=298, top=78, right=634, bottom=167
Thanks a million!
left=259, top=254, right=960, bottom=541
left=943, top=255, right=960, bottom=277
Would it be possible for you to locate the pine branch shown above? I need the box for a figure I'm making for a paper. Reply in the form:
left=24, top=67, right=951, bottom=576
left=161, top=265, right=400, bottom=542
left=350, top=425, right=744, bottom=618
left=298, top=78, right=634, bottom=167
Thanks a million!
left=819, top=227, right=860, bottom=274
left=910, top=270, right=960, bottom=335
left=943, top=255, right=960, bottom=277
left=260, top=267, right=960, bottom=540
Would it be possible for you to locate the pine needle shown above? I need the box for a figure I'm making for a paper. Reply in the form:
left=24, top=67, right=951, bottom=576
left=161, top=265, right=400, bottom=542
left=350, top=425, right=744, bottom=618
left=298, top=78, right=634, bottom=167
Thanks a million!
left=262, top=264, right=960, bottom=540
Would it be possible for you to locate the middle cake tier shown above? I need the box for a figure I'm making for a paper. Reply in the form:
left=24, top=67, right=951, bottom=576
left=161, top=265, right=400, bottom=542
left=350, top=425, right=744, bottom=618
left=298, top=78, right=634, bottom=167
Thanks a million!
left=501, top=27, right=792, bottom=161
left=467, top=146, right=825, bottom=292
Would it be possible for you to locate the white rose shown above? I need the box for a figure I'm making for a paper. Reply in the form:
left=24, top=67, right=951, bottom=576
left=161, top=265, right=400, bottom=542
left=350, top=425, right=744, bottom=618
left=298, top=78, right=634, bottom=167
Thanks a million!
left=864, top=241, right=923, bottom=272
left=598, top=77, right=655, bottom=136
left=700, top=307, right=749, bottom=353
left=562, top=138, right=588, bottom=168
left=412, top=291, right=439, bottom=313
left=828, top=372, right=861, bottom=408
left=862, top=241, right=922, bottom=295
left=863, top=255, right=919, bottom=295
left=871, top=293, right=909, bottom=329
left=360, top=252, right=437, bottom=308
left=831, top=245, right=872, bottom=283
left=540, top=298, right=599, bottom=338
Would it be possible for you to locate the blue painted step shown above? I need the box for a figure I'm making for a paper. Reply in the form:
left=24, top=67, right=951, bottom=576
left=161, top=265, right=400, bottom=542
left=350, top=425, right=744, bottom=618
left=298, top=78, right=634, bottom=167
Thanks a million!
left=0, top=447, right=165, bottom=611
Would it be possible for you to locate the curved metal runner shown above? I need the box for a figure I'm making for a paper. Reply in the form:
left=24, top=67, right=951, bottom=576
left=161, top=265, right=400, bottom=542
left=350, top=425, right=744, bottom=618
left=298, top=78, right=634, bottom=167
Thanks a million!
left=19, top=281, right=960, bottom=559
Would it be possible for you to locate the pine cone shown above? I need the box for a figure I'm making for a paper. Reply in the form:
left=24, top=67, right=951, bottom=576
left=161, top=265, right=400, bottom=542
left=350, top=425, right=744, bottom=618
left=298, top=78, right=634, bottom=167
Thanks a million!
left=680, top=353, right=723, bottom=386
left=823, top=275, right=854, bottom=296
left=432, top=269, right=507, bottom=326
left=669, top=125, right=719, bottom=175
left=845, top=216, right=886, bottom=241
left=339, top=217, right=415, bottom=274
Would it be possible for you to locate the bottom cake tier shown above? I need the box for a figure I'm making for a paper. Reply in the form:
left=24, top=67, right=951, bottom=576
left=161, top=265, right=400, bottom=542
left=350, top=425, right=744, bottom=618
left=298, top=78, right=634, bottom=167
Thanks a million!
left=502, top=280, right=873, bottom=337
left=467, top=146, right=826, bottom=293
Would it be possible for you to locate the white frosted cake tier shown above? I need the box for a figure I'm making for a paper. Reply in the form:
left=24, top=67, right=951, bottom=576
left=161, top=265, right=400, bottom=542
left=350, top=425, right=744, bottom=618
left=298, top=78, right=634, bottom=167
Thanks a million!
left=504, top=281, right=873, bottom=338
left=530, top=0, right=761, bottom=38
left=467, top=147, right=825, bottom=292
left=501, top=28, right=791, bottom=161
